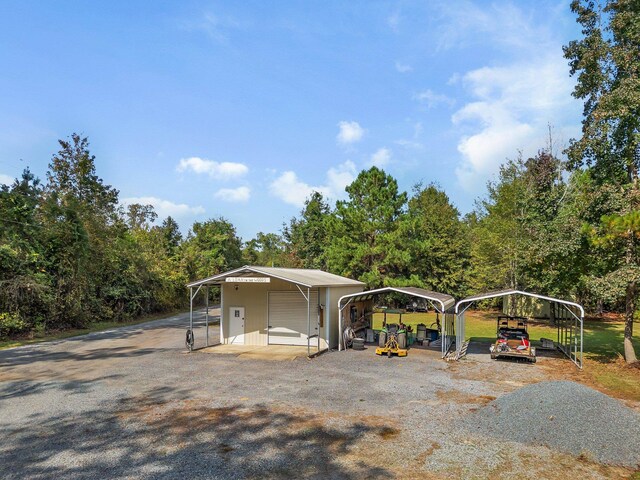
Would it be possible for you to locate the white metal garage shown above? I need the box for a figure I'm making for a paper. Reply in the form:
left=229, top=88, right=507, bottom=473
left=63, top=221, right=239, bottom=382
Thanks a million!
left=186, top=266, right=365, bottom=355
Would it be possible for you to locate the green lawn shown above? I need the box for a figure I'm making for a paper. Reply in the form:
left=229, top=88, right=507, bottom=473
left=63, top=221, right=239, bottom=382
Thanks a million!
left=372, top=309, right=635, bottom=361
left=372, top=309, right=640, bottom=402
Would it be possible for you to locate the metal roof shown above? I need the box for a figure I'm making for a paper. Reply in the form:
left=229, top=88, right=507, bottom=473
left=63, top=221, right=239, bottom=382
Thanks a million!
left=455, top=288, right=584, bottom=317
left=338, top=286, right=455, bottom=312
left=187, top=265, right=366, bottom=289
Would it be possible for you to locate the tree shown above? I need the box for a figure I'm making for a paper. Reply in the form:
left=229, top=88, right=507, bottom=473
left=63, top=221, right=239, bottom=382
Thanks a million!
left=126, top=203, right=158, bottom=231
left=182, top=218, right=243, bottom=281
left=564, top=0, right=640, bottom=362
left=243, top=232, right=286, bottom=267
left=0, top=169, right=50, bottom=333
left=399, top=183, right=469, bottom=297
left=46, top=133, right=119, bottom=220
left=468, top=159, right=528, bottom=293
left=282, top=191, right=331, bottom=269
left=159, top=216, right=182, bottom=255
left=326, top=167, right=408, bottom=286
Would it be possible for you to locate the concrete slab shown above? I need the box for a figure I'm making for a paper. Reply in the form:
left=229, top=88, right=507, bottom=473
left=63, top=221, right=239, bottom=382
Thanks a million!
left=198, top=344, right=310, bottom=361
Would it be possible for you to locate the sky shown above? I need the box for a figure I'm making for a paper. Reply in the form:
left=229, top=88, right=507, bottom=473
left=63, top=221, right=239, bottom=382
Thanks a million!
left=0, top=1, right=584, bottom=240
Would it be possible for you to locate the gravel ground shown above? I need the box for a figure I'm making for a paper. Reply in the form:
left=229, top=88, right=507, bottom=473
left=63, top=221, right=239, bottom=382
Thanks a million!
left=462, top=380, right=640, bottom=467
left=0, top=314, right=638, bottom=479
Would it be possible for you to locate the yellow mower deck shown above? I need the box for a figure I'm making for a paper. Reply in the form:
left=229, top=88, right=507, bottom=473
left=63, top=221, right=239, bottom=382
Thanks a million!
left=375, top=346, right=408, bottom=357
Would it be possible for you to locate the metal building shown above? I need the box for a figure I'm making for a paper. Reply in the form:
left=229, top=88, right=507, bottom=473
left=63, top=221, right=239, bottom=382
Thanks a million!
left=187, top=266, right=364, bottom=355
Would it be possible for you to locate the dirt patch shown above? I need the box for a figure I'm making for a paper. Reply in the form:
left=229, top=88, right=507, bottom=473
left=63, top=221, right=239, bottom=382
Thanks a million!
left=436, top=389, right=496, bottom=405
left=539, top=357, right=640, bottom=409
left=378, top=426, right=400, bottom=439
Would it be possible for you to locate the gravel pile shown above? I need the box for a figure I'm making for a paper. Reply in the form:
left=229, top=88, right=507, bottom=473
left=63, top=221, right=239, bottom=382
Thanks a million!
left=464, top=380, right=640, bottom=467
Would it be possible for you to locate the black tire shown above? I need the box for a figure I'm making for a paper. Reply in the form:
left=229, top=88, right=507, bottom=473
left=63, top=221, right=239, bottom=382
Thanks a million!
left=185, top=329, right=194, bottom=351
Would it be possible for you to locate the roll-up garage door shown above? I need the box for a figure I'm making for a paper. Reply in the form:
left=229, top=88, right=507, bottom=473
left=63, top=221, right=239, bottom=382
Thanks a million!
left=268, top=290, right=319, bottom=345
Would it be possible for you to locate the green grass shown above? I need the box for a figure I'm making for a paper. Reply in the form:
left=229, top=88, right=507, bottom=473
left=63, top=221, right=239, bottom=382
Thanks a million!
left=373, top=309, right=640, bottom=402
left=0, top=309, right=183, bottom=350
left=372, top=309, right=636, bottom=361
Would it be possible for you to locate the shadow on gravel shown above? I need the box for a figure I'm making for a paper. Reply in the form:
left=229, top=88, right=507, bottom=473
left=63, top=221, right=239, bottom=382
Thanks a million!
left=0, top=374, right=125, bottom=403
left=0, top=346, right=162, bottom=368
left=0, top=390, right=392, bottom=480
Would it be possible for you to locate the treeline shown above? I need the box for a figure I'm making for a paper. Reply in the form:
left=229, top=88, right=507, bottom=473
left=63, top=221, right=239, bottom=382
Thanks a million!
left=0, top=135, right=630, bottom=338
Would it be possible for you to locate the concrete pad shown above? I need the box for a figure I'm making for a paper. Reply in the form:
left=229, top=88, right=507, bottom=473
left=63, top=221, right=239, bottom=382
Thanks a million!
left=198, top=344, right=309, bottom=361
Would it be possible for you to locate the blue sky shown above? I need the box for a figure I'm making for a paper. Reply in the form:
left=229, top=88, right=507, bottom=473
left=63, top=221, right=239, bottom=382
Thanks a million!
left=0, top=1, right=583, bottom=240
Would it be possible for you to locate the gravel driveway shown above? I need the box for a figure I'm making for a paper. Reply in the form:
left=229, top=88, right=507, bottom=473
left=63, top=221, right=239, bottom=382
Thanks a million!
left=1, top=312, right=638, bottom=479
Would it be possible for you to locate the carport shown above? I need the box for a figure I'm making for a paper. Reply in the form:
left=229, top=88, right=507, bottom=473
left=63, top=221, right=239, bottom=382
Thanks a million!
left=338, top=287, right=456, bottom=358
left=455, top=289, right=584, bottom=368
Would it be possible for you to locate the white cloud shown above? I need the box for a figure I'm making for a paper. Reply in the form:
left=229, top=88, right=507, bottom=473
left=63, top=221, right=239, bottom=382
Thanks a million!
left=387, top=11, right=401, bottom=32
left=326, top=160, right=357, bottom=195
left=181, top=11, right=243, bottom=45
left=269, top=161, right=357, bottom=207
left=214, top=186, right=250, bottom=202
left=336, top=121, right=365, bottom=145
left=413, top=89, right=454, bottom=108
left=447, top=73, right=461, bottom=85
left=177, top=157, right=248, bottom=179
left=395, top=62, right=413, bottom=73
left=0, top=174, right=14, bottom=185
left=452, top=54, right=579, bottom=192
left=121, top=196, right=205, bottom=220
left=433, top=2, right=552, bottom=52
left=395, top=139, right=423, bottom=150
left=395, top=122, right=424, bottom=150
left=370, top=148, right=392, bottom=167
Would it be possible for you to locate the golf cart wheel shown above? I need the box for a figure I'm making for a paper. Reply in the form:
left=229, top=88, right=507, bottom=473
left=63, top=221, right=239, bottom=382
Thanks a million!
left=490, top=353, right=497, bottom=360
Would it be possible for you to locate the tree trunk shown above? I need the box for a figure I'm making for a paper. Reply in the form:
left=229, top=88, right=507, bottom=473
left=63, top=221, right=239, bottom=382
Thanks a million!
left=624, top=280, right=638, bottom=363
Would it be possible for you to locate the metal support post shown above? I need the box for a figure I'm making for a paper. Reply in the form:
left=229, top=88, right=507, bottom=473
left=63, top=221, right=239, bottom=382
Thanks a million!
left=205, top=285, right=209, bottom=347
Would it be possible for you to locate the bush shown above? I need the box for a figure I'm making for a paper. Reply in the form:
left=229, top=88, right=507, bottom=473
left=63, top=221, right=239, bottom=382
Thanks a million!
left=0, top=312, right=28, bottom=337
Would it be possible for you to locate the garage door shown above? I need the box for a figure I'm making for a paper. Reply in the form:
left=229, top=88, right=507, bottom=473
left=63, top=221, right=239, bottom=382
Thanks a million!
left=268, top=291, right=319, bottom=345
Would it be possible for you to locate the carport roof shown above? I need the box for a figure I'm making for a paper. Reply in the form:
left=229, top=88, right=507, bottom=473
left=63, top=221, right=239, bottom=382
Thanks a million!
left=187, top=265, right=366, bottom=289
left=338, top=286, right=455, bottom=312
left=455, top=288, right=584, bottom=317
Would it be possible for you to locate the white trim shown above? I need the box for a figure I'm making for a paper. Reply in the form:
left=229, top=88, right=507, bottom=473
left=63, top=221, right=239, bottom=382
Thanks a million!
left=220, top=284, right=225, bottom=343
left=325, top=288, right=330, bottom=348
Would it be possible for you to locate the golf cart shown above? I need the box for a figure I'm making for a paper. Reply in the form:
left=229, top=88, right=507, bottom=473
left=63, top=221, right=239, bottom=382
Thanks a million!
left=489, top=315, right=536, bottom=363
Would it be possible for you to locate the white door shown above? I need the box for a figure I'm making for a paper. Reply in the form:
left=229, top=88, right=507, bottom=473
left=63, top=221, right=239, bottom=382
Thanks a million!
left=268, top=291, right=318, bottom=345
left=228, top=306, right=245, bottom=344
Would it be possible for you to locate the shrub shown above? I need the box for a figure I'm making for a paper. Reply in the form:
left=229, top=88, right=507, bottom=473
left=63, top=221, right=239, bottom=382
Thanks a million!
left=0, top=312, right=28, bottom=337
